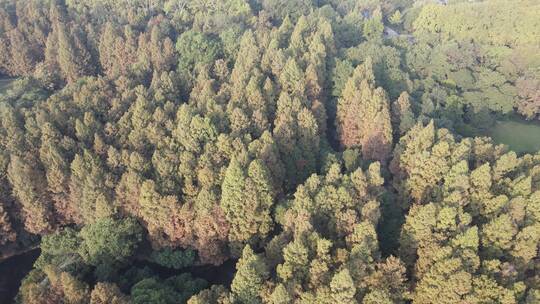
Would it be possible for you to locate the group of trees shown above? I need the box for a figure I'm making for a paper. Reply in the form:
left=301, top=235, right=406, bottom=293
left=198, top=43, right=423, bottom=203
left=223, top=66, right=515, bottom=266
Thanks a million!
left=0, top=0, right=538, bottom=303
left=406, top=0, right=540, bottom=124
left=392, top=122, right=540, bottom=302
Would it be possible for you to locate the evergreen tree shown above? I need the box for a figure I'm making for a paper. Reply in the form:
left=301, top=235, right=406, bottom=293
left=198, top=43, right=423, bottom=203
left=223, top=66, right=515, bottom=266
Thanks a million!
left=330, top=269, right=356, bottom=304
left=391, top=91, right=415, bottom=137
left=56, top=22, right=93, bottom=83
left=231, top=246, right=269, bottom=304
left=90, top=282, right=130, bottom=304
left=221, top=158, right=275, bottom=245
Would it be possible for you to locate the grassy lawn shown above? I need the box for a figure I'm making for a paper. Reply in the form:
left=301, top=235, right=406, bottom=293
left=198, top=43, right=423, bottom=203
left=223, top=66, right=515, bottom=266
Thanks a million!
left=487, top=119, right=540, bottom=154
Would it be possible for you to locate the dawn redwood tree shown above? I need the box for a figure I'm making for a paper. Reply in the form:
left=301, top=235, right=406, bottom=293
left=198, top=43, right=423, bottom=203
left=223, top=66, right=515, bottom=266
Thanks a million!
left=336, top=58, right=393, bottom=161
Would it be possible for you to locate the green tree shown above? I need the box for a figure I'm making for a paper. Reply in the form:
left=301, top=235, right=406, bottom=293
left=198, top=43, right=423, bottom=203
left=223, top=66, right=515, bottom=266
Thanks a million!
left=330, top=269, right=356, bottom=304
left=90, top=282, right=130, bottom=304
left=131, top=274, right=207, bottom=304
left=176, top=30, right=222, bottom=72
left=56, top=22, right=94, bottom=83
left=391, top=91, right=415, bottom=137
left=78, top=217, right=143, bottom=278
left=221, top=158, right=275, bottom=245
left=231, top=246, right=269, bottom=304
left=363, top=10, right=384, bottom=41
left=148, top=247, right=196, bottom=270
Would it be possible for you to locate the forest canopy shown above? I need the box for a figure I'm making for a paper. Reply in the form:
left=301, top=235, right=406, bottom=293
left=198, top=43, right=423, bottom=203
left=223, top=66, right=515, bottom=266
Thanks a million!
left=0, top=0, right=539, bottom=303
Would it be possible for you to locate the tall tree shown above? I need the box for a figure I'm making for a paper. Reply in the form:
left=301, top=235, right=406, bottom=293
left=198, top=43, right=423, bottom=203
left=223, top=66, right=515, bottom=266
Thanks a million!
left=231, top=246, right=269, bottom=304
left=7, top=155, right=54, bottom=234
left=391, top=91, right=415, bottom=137
left=336, top=58, right=393, bottom=161
left=221, top=158, right=275, bottom=247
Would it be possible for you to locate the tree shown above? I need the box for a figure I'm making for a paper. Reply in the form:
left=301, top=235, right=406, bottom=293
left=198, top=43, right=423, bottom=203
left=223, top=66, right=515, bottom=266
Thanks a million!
left=70, top=151, right=115, bottom=223
left=4, top=2, right=540, bottom=303
left=0, top=203, right=16, bottom=246
left=391, top=91, right=415, bottom=137
left=330, top=269, right=356, bottom=304
left=363, top=10, right=384, bottom=41
left=90, top=282, right=130, bottom=304
left=6, top=29, right=38, bottom=75
left=138, top=179, right=183, bottom=245
left=130, top=277, right=181, bottom=304
left=331, top=58, right=354, bottom=99
left=187, top=285, right=231, bottom=304
left=7, top=155, right=54, bottom=234
left=148, top=247, right=196, bottom=270
left=394, top=122, right=540, bottom=303
left=515, top=75, right=540, bottom=119
left=55, top=22, right=94, bottom=83
left=39, top=136, right=74, bottom=224
left=78, top=217, right=143, bottom=278
left=34, top=227, right=81, bottom=271
left=221, top=158, right=275, bottom=245
left=262, top=0, right=313, bottom=22
left=364, top=256, right=409, bottom=303
left=176, top=30, right=222, bottom=72
left=389, top=10, right=403, bottom=25
left=279, top=58, right=305, bottom=97
left=98, top=22, right=120, bottom=77
left=231, top=246, right=269, bottom=304
left=336, top=59, right=393, bottom=161
left=273, top=92, right=321, bottom=189
left=131, top=274, right=207, bottom=304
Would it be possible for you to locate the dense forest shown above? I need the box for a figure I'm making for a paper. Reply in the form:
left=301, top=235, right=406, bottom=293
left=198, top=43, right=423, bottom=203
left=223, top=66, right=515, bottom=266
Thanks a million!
left=0, top=0, right=539, bottom=303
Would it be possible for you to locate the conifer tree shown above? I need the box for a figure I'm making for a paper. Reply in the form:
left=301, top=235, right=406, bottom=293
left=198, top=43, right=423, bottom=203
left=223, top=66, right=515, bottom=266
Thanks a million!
left=391, top=91, right=415, bottom=137
left=90, top=282, right=130, bottom=304
left=231, top=246, right=269, bottom=304
left=336, top=59, right=393, bottom=161
left=0, top=203, right=16, bottom=246
left=56, top=22, right=92, bottom=83
left=8, top=155, right=54, bottom=234
left=330, top=269, right=356, bottom=304
left=221, top=158, right=275, bottom=245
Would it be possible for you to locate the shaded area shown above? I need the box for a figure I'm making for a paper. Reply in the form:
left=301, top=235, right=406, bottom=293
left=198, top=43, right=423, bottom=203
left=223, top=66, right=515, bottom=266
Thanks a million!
left=133, top=258, right=237, bottom=287
left=487, top=119, right=540, bottom=154
left=188, top=259, right=237, bottom=286
left=0, top=249, right=40, bottom=303
left=460, top=115, right=540, bottom=154
left=0, top=77, right=15, bottom=93
left=0, top=248, right=236, bottom=304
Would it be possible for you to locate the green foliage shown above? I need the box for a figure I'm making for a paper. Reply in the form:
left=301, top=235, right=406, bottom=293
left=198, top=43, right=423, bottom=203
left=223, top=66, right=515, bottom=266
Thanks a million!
left=231, top=246, right=269, bottom=304
left=389, top=10, right=402, bottom=25
left=78, top=217, right=143, bottom=271
left=262, top=0, right=314, bottom=23
left=414, top=0, right=540, bottom=47
left=148, top=248, right=196, bottom=269
left=363, top=10, right=384, bottom=41
left=394, top=122, right=540, bottom=303
left=176, top=31, right=222, bottom=72
left=221, top=158, right=275, bottom=246
left=331, top=58, right=354, bottom=99
left=330, top=269, right=356, bottom=304
left=2, top=1, right=540, bottom=303
left=131, top=274, right=207, bottom=304
left=35, top=228, right=81, bottom=270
